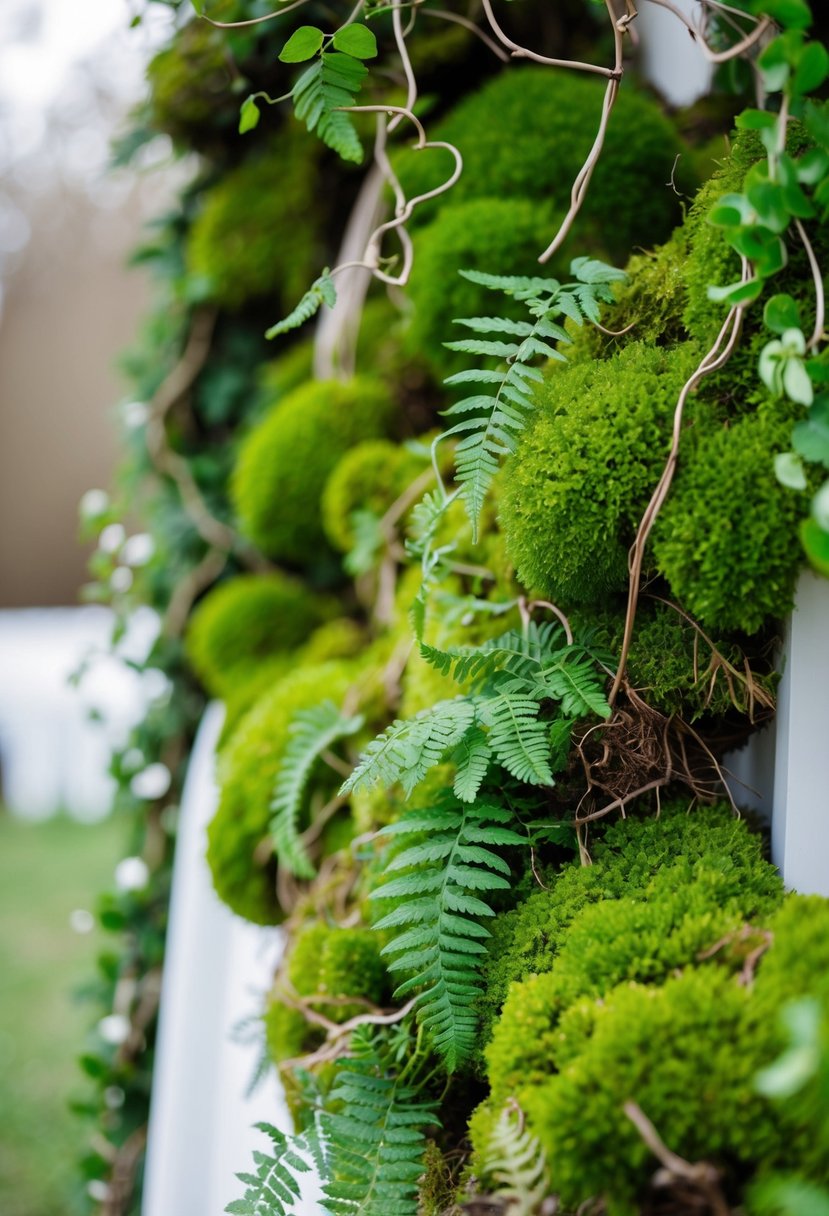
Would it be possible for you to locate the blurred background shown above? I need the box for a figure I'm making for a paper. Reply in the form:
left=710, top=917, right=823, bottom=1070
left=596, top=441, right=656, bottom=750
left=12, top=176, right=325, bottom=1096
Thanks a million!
left=0, top=3, right=176, bottom=1211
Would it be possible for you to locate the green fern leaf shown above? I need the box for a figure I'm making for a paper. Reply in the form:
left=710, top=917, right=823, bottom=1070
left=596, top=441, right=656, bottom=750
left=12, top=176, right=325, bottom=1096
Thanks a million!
left=226, top=1122, right=311, bottom=1216
left=320, top=1028, right=438, bottom=1215
left=476, top=691, right=553, bottom=786
left=292, top=52, right=367, bottom=162
left=271, top=701, right=363, bottom=878
left=340, top=699, right=475, bottom=797
left=534, top=654, right=611, bottom=719
left=452, top=728, right=492, bottom=802
left=372, top=796, right=524, bottom=1070
left=478, top=1102, right=550, bottom=1216
left=266, top=270, right=336, bottom=339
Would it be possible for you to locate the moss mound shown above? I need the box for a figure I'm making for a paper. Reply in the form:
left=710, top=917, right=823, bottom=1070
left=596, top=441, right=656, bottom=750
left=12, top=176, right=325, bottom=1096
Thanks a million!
left=231, top=377, right=397, bottom=564
left=321, top=439, right=428, bottom=554
left=396, top=67, right=691, bottom=259
left=187, top=132, right=322, bottom=310
left=207, top=661, right=354, bottom=924
left=185, top=573, right=336, bottom=698
left=499, top=341, right=702, bottom=607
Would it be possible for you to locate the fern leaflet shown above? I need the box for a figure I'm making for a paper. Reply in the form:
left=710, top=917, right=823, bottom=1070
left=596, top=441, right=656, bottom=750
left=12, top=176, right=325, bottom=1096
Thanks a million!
left=225, top=1122, right=311, bottom=1216
left=442, top=259, right=624, bottom=538
left=476, top=685, right=553, bottom=787
left=292, top=52, right=367, bottom=162
left=341, top=698, right=475, bottom=797
left=371, top=795, right=524, bottom=1070
left=477, top=1102, right=550, bottom=1216
left=266, top=270, right=337, bottom=340
left=271, top=701, right=363, bottom=878
left=320, top=1027, right=438, bottom=1215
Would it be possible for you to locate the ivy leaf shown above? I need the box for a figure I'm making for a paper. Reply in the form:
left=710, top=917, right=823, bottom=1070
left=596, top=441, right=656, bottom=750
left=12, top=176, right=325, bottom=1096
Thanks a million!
left=238, top=96, right=261, bottom=134
left=332, top=23, right=378, bottom=59
left=793, top=397, right=829, bottom=466
left=774, top=451, right=808, bottom=490
left=279, top=26, right=325, bottom=63
left=764, top=293, right=801, bottom=334
left=794, top=42, right=829, bottom=96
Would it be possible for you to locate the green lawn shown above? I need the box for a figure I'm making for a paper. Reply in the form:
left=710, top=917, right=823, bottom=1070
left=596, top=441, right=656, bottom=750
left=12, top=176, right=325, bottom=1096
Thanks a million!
left=0, top=813, right=124, bottom=1216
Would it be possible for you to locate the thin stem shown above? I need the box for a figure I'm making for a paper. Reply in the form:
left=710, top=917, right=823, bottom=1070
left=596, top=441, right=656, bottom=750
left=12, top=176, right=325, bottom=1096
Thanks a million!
left=420, top=7, right=509, bottom=61
left=480, top=0, right=620, bottom=77
left=643, top=0, right=770, bottom=63
left=795, top=218, right=826, bottom=352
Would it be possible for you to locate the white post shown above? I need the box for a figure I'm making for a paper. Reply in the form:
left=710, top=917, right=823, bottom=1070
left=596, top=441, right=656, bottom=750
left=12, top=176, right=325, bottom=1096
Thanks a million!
left=770, top=571, right=829, bottom=896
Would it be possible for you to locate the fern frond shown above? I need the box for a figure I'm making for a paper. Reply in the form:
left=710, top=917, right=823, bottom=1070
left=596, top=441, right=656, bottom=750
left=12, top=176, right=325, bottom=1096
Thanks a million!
left=320, top=1028, right=438, bottom=1216
left=451, top=728, right=492, bottom=802
left=226, top=1123, right=311, bottom=1216
left=476, top=691, right=553, bottom=787
left=265, top=270, right=336, bottom=339
left=534, top=654, right=612, bottom=720
left=292, top=52, right=367, bottom=162
left=479, top=1103, right=550, bottom=1216
left=340, top=699, right=475, bottom=797
left=458, top=269, right=560, bottom=297
left=372, top=796, right=524, bottom=1070
left=271, top=701, right=364, bottom=878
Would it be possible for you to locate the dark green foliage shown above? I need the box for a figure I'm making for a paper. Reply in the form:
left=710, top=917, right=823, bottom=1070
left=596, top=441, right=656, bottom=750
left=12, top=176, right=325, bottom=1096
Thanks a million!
left=653, top=398, right=811, bottom=632
left=208, top=662, right=354, bottom=923
left=319, top=1026, right=438, bottom=1216
left=185, top=573, right=336, bottom=699
left=231, top=377, right=396, bottom=564
left=370, top=794, right=525, bottom=1071
left=478, top=801, right=781, bottom=1041
left=147, top=17, right=237, bottom=147
left=406, top=198, right=555, bottom=377
left=395, top=67, right=690, bottom=259
left=499, top=341, right=702, bottom=607
left=187, top=133, right=323, bottom=310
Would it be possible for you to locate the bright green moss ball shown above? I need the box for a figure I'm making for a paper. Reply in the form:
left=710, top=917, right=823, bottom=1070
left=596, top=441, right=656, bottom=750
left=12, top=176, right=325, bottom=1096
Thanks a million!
left=185, top=573, right=336, bottom=698
left=187, top=132, right=322, bottom=310
left=207, top=661, right=353, bottom=924
left=499, top=341, right=702, bottom=607
left=231, top=377, right=397, bottom=564
left=407, top=197, right=555, bottom=376
left=395, top=67, right=690, bottom=259
left=653, top=399, right=810, bottom=633
left=321, top=439, right=428, bottom=553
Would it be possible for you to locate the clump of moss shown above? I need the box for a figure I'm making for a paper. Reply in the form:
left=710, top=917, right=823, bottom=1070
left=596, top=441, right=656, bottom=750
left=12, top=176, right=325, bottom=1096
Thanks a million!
left=146, top=17, right=237, bottom=146
left=407, top=197, right=556, bottom=377
left=576, top=598, right=777, bottom=721
left=187, top=132, right=322, bottom=310
left=499, top=341, right=702, bottom=607
left=185, top=573, right=336, bottom=698
left=478, top=800, right=781, bottom=1041
left=321, top=439, right=428, bottom=554
left=396, top=67, right=691, bottom=259
left=207, top=661, right=354, bottom=924
left=231, top=377, right=397, bottom=565
left=653, top=399, right=810, bottom=633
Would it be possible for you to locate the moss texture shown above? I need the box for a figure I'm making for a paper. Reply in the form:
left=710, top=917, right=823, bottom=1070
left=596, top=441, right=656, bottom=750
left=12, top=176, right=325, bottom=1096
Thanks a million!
left=207, top=661, right=354, bottom=924
left=231, top=377, right=397, bottom=564
left=187, top=131, right=322, bottom=310
left=321, top=439, right=428, bottom=554
left=395, top=67, right=691, bottom=258
left=185, top=572, right=336, bottom=698
left=499, top=341, right=702, bottom=607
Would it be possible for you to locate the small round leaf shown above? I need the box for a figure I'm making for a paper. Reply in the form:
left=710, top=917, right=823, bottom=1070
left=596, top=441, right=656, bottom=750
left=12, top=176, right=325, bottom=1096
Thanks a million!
left=279, top=26, right=325, bottom=63
left=332, top=24, right=378, bottom=59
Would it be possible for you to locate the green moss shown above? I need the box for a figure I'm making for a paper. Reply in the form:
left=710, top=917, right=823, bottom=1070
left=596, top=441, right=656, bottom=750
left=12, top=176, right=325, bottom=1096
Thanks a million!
left=207, top=661, right=354, bottom=924
left=521, top=970, right=778, bottom=1216
left=407, top=197, right=556, bottom=377
left=321, top=439, right=428, bottom=553
left=395, top=67, right=690, bottom=259
left=185, top=573, right=336, bottom=698
left=653, top=398, right=810, bottom=633
left=499, top=341, right=702, bottom=607
left=146, top=18, right=236, bottom=146
left=575, top=598, right=777, bottom=721
left=231, top=377, right=397, bottom=564
left=755, top=896, right=829, bottom=1015
left=256, top=342, right=315, bottom=409
left=478, top=801, right=780, bottom=1043
left=187, top=132, right=322, bottom=310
